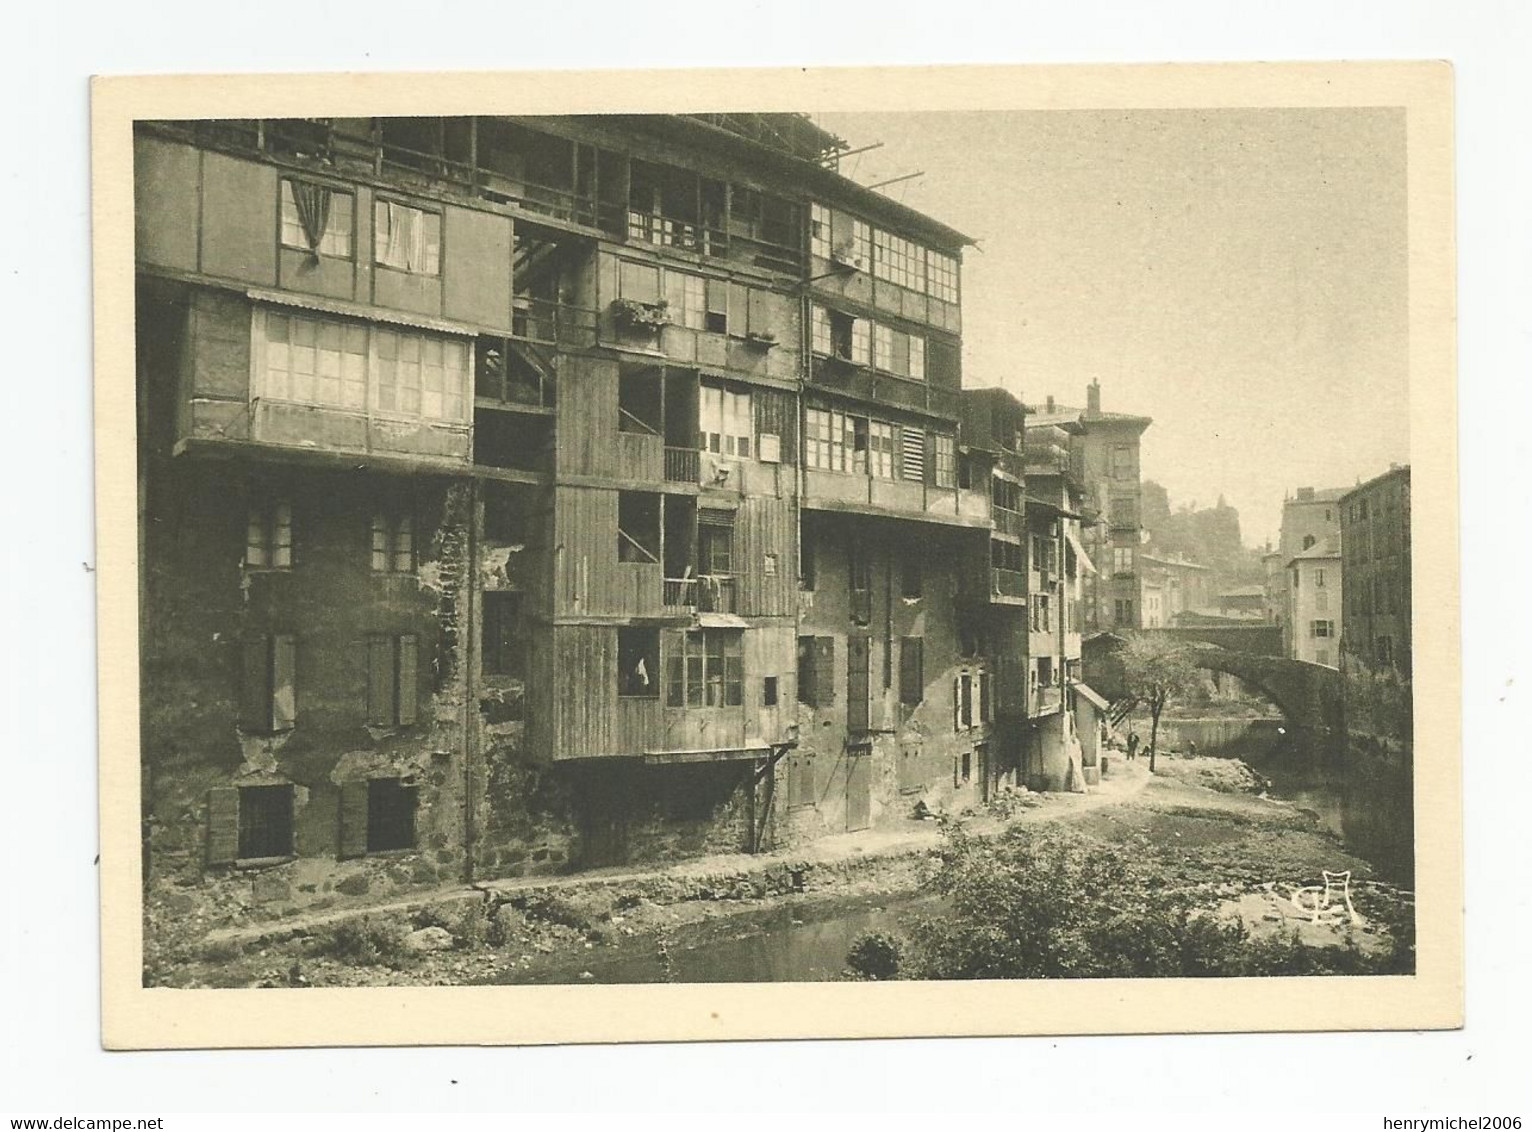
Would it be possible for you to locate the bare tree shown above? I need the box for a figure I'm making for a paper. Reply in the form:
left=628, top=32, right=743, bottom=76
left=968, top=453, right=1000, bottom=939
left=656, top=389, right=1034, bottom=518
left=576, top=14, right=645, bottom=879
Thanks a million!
left=1119, top=633, right=1199, bottom=773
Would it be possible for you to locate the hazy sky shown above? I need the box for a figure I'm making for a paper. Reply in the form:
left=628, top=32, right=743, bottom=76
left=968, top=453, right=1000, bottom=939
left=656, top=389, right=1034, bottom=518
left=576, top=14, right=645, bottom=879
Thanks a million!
left=817, top=109, right=1409, bottom=547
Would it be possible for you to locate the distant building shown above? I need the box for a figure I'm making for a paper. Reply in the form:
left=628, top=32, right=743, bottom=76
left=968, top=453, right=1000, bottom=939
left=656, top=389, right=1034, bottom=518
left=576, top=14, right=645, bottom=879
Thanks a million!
left=1261, top=546, right=1286, bottom=629
left=1028, top=382, right=1151, bottom=632
left=1276, top=486, right=1346, bottom=655
left=1286, top=539, right=1343, bottom=668
left=1340, top=466, right=1412, bottom=676
left=1339, top=465, right=1412, bottom=760
left=1138, top=551, right=1213, bottom=623
left=1218, top=585, right=1268, bottom=619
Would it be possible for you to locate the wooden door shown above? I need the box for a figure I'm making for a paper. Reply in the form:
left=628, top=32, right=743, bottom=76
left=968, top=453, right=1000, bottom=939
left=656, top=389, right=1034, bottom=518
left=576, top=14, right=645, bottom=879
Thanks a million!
left=847, top=635, right=870, bottom=734
left=846, top=748, right=871, bottom=832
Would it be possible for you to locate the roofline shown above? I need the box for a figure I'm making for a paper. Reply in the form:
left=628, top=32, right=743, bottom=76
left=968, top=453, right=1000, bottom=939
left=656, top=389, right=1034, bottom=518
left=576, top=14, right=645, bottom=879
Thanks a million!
left=1339, top=464, right=1411, bottom=504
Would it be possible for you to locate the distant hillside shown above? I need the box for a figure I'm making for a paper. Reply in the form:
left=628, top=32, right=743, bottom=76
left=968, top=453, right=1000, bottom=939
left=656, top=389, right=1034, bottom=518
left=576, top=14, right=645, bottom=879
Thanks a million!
left=1141, top=481, right=1264, bottom=588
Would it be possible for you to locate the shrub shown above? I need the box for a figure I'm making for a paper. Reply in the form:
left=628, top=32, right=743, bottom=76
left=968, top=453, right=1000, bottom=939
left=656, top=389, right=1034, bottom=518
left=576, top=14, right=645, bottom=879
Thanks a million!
left=453, top=901, right=490, bottom=950
left=319, top=915, right=416, bottom=969
left=515, top=892, right=592, bottom=932
left=845, top=931, right=903, bottom=981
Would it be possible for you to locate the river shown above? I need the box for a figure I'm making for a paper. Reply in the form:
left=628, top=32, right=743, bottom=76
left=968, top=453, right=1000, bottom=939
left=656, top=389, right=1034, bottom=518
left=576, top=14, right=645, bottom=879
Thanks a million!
left=1156, top=715, right=1415, bottom=886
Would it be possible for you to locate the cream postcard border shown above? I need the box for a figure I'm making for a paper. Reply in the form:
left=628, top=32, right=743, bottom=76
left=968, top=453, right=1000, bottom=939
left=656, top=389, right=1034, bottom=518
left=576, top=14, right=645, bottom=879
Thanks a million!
left=92, top=61, right=1459, bottom=1049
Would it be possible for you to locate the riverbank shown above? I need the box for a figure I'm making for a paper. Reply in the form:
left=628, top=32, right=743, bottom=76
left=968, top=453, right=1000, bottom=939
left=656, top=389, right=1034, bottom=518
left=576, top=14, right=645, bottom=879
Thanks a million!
left=146, top=754, right=1411, bottom=987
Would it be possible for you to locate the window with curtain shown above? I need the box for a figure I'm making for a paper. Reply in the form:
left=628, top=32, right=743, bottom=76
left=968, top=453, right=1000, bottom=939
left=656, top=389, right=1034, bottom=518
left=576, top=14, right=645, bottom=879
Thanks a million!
left=281, top=180, right=354, bottom=259
left=373, top=200, right=441, bottom=275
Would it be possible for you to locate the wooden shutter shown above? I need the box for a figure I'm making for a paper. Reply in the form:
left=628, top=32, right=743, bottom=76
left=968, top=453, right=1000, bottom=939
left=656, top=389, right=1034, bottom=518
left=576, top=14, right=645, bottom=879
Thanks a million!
left=338, top=780, right=371, bottom=859
left=814, top=636, right=836, bottom=706
left=796, top=636, right=815, bottom=706
left=728, top=282, right=749, bottom=336
left=747, top=287, right=771, bottom=336
left=901, top=428, right=925, bottom=481
left=953, top=676, right=962, bottom=731
left=706, top=277, right=728, bottom=323
left=271, top=634, right=297, bottom=731
left=240, top=636, right=270, bottom=732
left=367, top=636, right=395, bottom=726
left=205, top=787, right=240, bottom=866
left=847, top=636, right=870, bottom=732
left=899, top=637, right=924, bottom=706
left=396, top=635, right=418, bottom=726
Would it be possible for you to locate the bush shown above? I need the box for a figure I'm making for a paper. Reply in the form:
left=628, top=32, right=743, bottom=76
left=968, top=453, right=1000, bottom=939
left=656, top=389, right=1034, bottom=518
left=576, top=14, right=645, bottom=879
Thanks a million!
left=515, top=892, right=592, bottom=932
left=319, top=915, right=416, bottom=969
left=453, top=901, right=490, bottom=950
left=845, top=931, right=903, bottom=980
left=901, top=825, right=1408, bottom=980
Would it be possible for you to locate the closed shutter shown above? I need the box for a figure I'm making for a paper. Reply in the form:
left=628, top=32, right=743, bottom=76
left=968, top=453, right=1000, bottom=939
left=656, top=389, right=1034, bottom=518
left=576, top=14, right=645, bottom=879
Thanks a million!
left=796, top=636, right=816, bottom=706
left=271, top=634, right=297, bottom=731
left=899, top=637, right=924, bottom=706
left=706, top=277, right=728, bottom=327
left=814, top=636, right=836, bottom=706
left=953, top=676, right=962, bottom=731
left=747, top=287, right=771, bottom=336
left=367, top=636, right=395, bottom=726
left=728, top=282, right=749, bottom=337
left=240, top=636, right=270, bottom=732
left=396, top=634, right=418, bottom=726
left=901, top=428, right=925, bottom=481
left=847, top=636, right=870, bottom=732
left=206, top=787, right=240, bottom=866
left=338, top=780, right=371, bottom=859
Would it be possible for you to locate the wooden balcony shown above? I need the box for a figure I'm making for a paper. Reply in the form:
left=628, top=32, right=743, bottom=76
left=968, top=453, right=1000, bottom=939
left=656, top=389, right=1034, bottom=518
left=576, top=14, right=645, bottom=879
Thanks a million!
left=664, top=446, right=700, bottom=484
left=992, top=568, right=1026, bottom=603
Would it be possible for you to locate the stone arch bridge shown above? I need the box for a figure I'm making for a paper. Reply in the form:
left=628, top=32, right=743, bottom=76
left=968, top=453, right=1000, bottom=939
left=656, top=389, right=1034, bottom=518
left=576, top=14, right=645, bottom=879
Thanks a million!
left=1084, top=629, right=1343, bottom=740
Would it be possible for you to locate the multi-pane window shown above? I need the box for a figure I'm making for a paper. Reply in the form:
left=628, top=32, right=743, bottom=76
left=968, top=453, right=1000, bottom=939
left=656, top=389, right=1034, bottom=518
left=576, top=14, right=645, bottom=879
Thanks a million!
left=927, top=251, right=958, bottom=302
left=868, top=421, right=896, bottom=479
left=873, top=228, right=926, bottom=291
left=665, top=270, right=707, bottom=330
left=805, top=408, right=849, bottom=472
left=263, top=313, right=367, bottom=410
left=666, top=630, right=743, bottom=708
left=811, top=304, right=833, bottom=355
left=262, top=311, right=469, bottom=424
left=373, top=200, right=440, bottom=275
left=246, top=500, right=293, bottom=569
left=375, top=328, right=469, bottom=423
left=1311, top=620, right=1334, bottom=639
left=908, top=334, right=926, bottom=379
left=1115, top=599, right=1134, bottom=625
left=873, top=323, right=894, bottom=371
left=370, top=513, right=415, bottom=573
left=850, top=317, right=872, bottom=365
left=1112, top=445, right=1135, bottom=479
left=281, top=180, right=354, bottom=258
left=699, top=385, right=752, bottom=458
left=932, top=433, right=957, bottom=487
left=1113, top=547, right=1134, bottom=575
left=851, top=220, right=872, bottom=267
left=810, top=202, right=832, bottom=259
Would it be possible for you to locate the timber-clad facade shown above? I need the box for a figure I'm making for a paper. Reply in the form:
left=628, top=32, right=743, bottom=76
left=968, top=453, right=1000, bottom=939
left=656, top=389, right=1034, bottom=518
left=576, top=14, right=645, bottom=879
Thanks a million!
left=135, top=113, right=1075, bottom=914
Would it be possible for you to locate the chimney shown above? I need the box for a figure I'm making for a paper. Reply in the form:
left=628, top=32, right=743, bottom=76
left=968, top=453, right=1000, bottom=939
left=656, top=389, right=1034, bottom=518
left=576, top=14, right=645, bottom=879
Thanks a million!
left=1045, top=394, right=1055, bottom=413
left=1086, top=379, right=1101, bottom=418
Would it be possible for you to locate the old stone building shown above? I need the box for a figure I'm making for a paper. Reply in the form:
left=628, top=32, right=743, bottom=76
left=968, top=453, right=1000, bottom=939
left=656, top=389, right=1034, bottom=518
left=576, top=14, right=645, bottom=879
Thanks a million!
left=1339, top=465, right=1412, bottom=760
left=135, top=112, right=1099, bottom=920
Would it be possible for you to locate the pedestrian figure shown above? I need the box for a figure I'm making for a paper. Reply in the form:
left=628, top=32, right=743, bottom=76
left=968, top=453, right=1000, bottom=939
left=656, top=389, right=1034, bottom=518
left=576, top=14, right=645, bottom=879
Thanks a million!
left=1187, top=740, right=1198, bottom=759
left=1127, top=731, right=1140, bottom=761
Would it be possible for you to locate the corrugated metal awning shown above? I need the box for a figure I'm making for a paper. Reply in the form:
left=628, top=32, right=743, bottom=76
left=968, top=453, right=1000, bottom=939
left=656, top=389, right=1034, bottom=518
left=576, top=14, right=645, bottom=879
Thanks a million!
left=247, top=287, right=481, bottom=337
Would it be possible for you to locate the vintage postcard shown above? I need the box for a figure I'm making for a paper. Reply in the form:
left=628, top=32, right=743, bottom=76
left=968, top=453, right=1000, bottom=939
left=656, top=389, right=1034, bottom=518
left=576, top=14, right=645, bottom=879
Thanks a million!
left=93, top=61, right=1459, bottom=1048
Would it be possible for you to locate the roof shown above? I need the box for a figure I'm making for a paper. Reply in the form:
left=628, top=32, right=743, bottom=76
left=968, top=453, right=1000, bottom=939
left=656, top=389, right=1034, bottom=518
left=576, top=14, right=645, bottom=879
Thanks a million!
left=1220, top=585, right=1267, bottom=599
left=1023, top=495, right=1082, bottom=520
left=1340, top=464, right=1411, bottom=504
left=1287, top=537, right=1341, bottom=565
left=1072, top=681, right=1111, bottom=711
left=1138, top=553, right=1211, bottom=572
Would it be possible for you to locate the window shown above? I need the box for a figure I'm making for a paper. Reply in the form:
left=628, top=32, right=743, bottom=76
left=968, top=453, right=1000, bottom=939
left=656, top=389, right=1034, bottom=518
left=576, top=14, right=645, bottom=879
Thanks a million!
left=1114, top=598, right=1134, bottom=626
left=370, top=513, right=414, bottom=573
left=241, top=633, right=296, bottom=733
left=868, top=421, right=895, bottom=479
left=699, top=385, right=752, bottom=458
left=698, top=513, right=734, bottom=576
left=873, top=323, right=894, bottom=371
left=375, top=329, right=469, bottom=423
left=373, top=200, right=440, bottom=275
left=1311, top=619, right=1334, bottom=639
left=810, top=203, right=832, bottom=259
left=899, top=637, right=924, bottom=706
left=927, top=250, right=958, bottom=303
left=1031, top=593, right=1052, bottom=632
left=762, top=675, right=780, bottom=708
left=1111, top=445, right=1135, bottom=480
left=617, top=492, right=661, bottom=563
left=618, top=627, right=660, bottom=698
left=263, top=312, right=367, bottom=411
left=909, top=334, right=925, bottom=380
left=932, top=433, right=957, bottom=488
left=763, top=552, right=778, bottom=577
left=237, top=785, right=295, bottom=860
left=958, top=673, right=973, bottom=729
left=1112, top=547, right=1134, bottom=575
left=873, top=228, right=926, bottom=291
left=367, top=634, right=419, bottom=727
left=1111, top=496, right=1139, bottom=529
left=849, top=545, right=872, bottom=625
left=664, top=270, right=707, bottom=330
left=805, top=407, right=850, bottom=472
left=281, top=180, right=354, bottom=258
left=902, top=558, right=923, bottom=599
left=1303, top=534, right=1317, bottom=550
left=1315, top=568, right=1326, bottom=587
left=850, top=316, right=871, bottom=365
left=666, top=630, right=743, bottom=708
left=261, top=310, right=470, bottom=424
left=810, top=304, right=833, bottom=355
left=481, top=591, right=523, bottom=678
left=246, top=499, right=293, bottom=569
left=366, top=778, right=418, bottom=852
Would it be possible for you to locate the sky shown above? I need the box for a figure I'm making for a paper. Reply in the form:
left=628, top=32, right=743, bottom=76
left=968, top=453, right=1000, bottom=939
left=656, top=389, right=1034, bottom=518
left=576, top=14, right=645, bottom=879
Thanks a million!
left=817, top=109, right=1410, bottom=548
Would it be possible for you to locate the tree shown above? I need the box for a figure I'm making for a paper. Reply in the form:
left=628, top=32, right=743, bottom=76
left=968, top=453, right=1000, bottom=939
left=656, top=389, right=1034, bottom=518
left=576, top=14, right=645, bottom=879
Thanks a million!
left=1118, top=632, right=1198, bottom=772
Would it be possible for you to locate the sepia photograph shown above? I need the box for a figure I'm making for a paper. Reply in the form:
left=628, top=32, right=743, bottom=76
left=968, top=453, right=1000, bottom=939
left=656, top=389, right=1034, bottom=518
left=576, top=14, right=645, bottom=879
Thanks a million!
left=91, top=62, right=1460, bottom=1047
